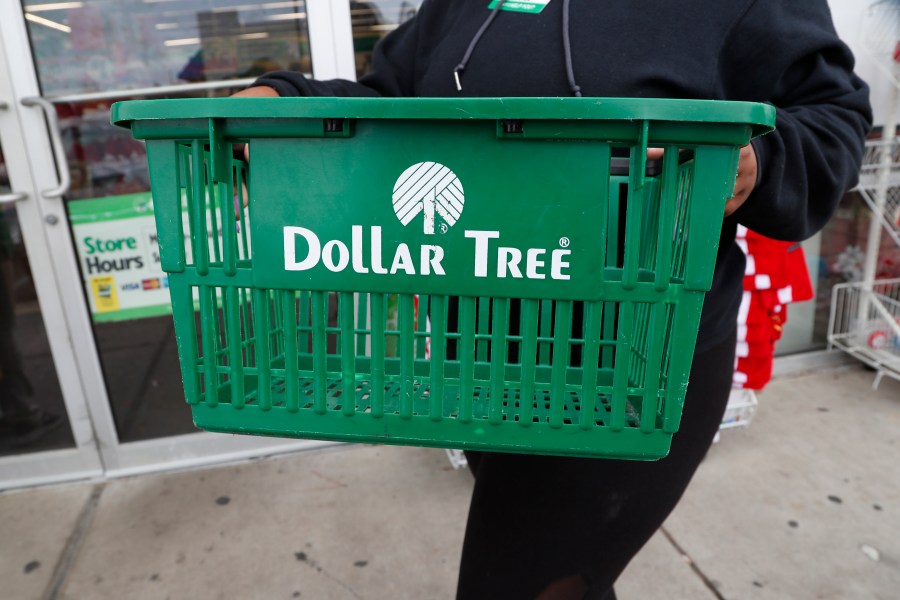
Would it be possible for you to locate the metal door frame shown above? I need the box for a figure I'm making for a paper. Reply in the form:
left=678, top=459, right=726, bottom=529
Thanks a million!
left=0, top=0, right=356, bottom=489
left=0, top=13, right=103, bottom=489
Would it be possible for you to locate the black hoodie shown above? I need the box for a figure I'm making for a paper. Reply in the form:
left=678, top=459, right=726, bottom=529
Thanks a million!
left=252, top=0, right=871, bottom=351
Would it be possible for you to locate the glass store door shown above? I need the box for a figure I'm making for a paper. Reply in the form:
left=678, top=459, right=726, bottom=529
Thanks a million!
left=1, top=0, right=422, bottom=485
left=0, top=147, right=72, bottom=455
left=0, top=34, right=103, bottom=488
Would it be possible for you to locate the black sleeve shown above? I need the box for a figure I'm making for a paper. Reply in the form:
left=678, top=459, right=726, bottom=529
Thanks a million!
left=720, top=0, right=872, bottom=241
left=249, top=8, right=422, bottom=98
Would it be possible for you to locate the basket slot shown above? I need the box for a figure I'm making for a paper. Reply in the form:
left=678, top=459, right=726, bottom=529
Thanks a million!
left=538, top=299, right=553, bottom=365
left=199, top=285, right=219, bottom=407
left=415, top=294, right=429, bottom=360
left=356, top=292, right=369, bottom=354
left=579, top=301, right=602, bottom=429
left=282, top=290, right=300, bottom=412
left=429, top=295, right=447, bottom=421
left=606, top=181, right=623, bottom=270
left=189, top=141, right=210, bottom=276
left=242, top=288, right=256, bottom=376
left=625, top=301, right=661, bottom=430
left=628, top=302, right=651, bottom=388
left=298, top=291, right=311, bottom=354
left=518, top=298, right=539, bottom=427
left=370, top=293, right=386, bottom=417
left=221, top=286, right=244, bottom=407
left=311, top=291, right=328, bottom=414
left=270, top=289, right=284, bottom=360
left=654, top=147, right=680, bottom=291
left=640, top=302, right=670, bottom=432
left=458, top=296, right=476, bottom=423
left=550, top=300, right=573, bottom=428
left=208, top=118, right=239, bottom=277
left=217, top=165, right=237, bottom=277
left=399, top=294, right=416, bottom=419
left=476, top=297, right=491, bottom=362
left=489, top=298, right=509, bottom=425
left=340, top=292, right=356, bottom=415
left=610, top=301, right=635, bottom=431
left=622, top=121, right=649, bottom=290
left=236, top=161, right=251, bottom=262
left=253, top=288, right=272, bottom=411
left=671, top=165, right=692, bottom=281
left=201, top=149, right=223, bottom=266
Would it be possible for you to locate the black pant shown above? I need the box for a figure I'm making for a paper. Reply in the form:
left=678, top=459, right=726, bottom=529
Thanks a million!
left=456, top=331, right=737, bottom=600
left=0, top=262, right=32, bottom=416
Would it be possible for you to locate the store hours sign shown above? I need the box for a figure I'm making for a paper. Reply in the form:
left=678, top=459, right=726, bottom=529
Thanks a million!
left=69, top=192, right=170, bottom=322
left=70, top=192, right=241, bottom=322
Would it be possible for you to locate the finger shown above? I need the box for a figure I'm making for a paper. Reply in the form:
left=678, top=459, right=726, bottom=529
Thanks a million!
left=230, top=85, right=279, bottom=98
left=646, top=147, right=665, bottom=160
left=724, top=144, right=758, bottom=216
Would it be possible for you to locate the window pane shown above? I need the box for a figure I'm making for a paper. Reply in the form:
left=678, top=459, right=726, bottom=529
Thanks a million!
left=352, top=0, right=422, bottom=78
left=0, top=145, right=75, bottom=456
left=57, top=88, right=245, bottom=443
left=23, top=0, right=312, bottom=97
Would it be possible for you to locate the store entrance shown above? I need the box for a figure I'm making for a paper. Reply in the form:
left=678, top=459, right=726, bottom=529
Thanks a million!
left=0, top=0, right=422, bottom=489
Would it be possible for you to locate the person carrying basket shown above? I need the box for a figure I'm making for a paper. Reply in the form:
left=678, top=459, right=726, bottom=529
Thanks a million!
left=232, top=1, right=871, bottom=597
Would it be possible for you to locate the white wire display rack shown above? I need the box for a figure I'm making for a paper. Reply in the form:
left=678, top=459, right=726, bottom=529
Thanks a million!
left=856, top=137, right=900, bottom=248
left=827, top=2, right=900, bottom=388
left=860, top=0, right=900, bottom=87
left=829, top=279, right=900, bottom=387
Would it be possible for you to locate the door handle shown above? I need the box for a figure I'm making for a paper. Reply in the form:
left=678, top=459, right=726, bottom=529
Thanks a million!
left=0, top=100, right=29, bottom=204
left=0, top=191, right=28, bottom=204
left=21, top=96, right=71, bottom=199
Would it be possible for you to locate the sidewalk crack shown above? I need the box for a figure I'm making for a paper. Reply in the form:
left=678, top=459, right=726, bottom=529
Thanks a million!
left=44, top=483, right=106, bottom=600
left=660, top=526, right=727, bottom=600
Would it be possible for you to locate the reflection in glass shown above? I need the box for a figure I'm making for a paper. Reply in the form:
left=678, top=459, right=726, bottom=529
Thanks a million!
left=0, top=146, right=74, bottom=455
left=23, top=0, right=312, bottom=96
left=810, top=192, right=900, bottom=345
left=56, top=90, right=251, bottom=443
left=352, top=0, right=421, bottom=77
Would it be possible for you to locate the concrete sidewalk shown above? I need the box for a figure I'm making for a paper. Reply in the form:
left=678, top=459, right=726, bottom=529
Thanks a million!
left=2, top=365, right=898, bottom=600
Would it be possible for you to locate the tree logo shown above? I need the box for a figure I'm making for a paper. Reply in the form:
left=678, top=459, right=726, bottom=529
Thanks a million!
left=392, top=162, right=464, bottom=234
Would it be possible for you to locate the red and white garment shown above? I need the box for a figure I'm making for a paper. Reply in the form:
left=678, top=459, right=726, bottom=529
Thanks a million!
left=732, top=226, right=814, bottom=390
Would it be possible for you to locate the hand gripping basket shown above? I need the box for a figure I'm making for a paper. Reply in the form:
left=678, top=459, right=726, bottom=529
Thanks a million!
left=112, top=97, right=774, bottom=459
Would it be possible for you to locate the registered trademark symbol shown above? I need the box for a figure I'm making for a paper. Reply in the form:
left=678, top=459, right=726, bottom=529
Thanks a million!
left=440, top=223, right=449, bottom=234
left=559, top=237, right=570, bottom=248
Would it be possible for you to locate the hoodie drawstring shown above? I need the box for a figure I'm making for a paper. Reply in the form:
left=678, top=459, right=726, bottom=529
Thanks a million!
left=562, top=0, right=582, bottom=96
left=453, top=0, right=582, bottom=97
left=454, top=0, right=506, bottom=92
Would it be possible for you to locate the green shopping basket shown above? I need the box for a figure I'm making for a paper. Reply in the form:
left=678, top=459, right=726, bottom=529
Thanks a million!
left=112, top=97, right=774, bottom=459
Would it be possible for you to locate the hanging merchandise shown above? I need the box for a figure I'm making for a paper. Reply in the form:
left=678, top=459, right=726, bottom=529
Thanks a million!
left=717, top=227, right=815, bottom=439
left=733, top=226, right=814, bottom=390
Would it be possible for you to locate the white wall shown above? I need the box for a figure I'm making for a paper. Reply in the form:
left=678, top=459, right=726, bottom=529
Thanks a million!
left=829, top=0, right=896, bottom=127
